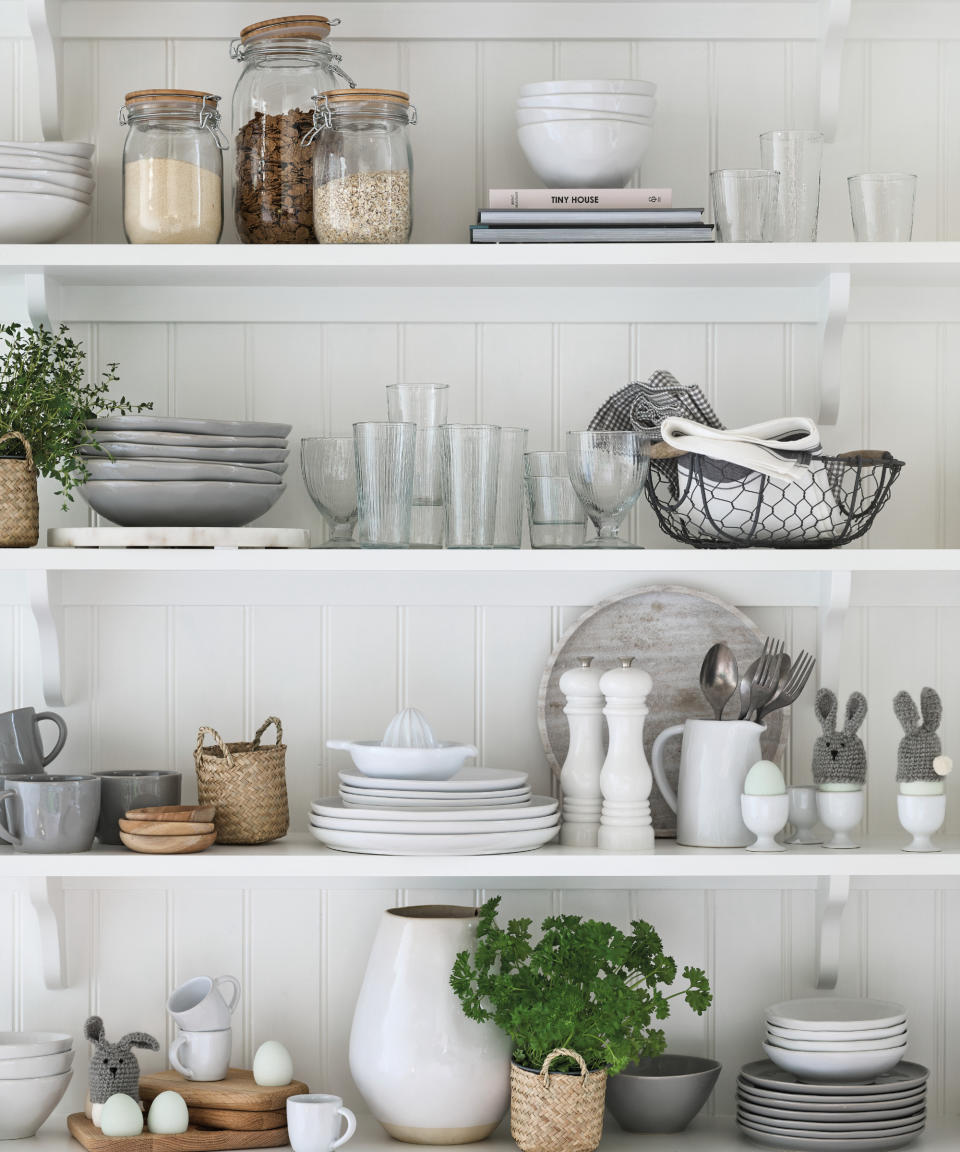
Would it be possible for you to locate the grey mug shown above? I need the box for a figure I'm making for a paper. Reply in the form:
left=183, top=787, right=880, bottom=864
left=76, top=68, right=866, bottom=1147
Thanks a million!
left=0, top=707, right=68, bottom=774
left=94, top=770, right=182, bottom=845
left=0, top=775, right=100, bottom=853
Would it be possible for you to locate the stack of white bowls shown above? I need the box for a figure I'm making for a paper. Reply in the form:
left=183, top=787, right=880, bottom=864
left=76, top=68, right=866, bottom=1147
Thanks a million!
left=0, top=1031, right=74, bottom=1140
left=516, top=79, right=657, bottom=189
left=0, top=141, right=94, bottom=242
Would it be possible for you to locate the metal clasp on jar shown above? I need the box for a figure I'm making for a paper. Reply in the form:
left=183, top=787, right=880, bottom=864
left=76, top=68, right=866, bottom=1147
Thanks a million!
left=329, top=53, right=357, bottom=90
left=200, top=94, right=230, bottom=150
left=302, top=94, right=333, bottom=146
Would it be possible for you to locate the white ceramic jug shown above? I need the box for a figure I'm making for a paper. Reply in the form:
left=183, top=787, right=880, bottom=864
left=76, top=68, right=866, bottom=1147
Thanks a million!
left=651, top=719, right=764, bottom=847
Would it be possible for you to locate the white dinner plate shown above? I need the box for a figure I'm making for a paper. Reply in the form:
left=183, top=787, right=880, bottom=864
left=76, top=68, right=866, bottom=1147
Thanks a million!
left=737, top=1083, right=926, bottom=1112
left=737, top=1117, right=924, bottom=1151
left=338, top=766, right=529, bottom=792
left=738, top=1115, right=924, bottom=1138
left=737, top=1101, right=925, bottom=1130
left=765, top=1032, right=909, bottom=1053
left=767, top=1022, right=908, bottom=1044
left=739, top=1061, right=928, bottom=1096
left=340, top=793, right=532, bottom=811
left=763, top=1043, right=907, bottom=1083
left=338, top=782, right=531, bottom=802
left=309, top=823, right=559, bottom=855
left=310, top=812, right=559, bottom=835
left=313, top=795, right=557, bottom=822
left=765, top=999, right=906, bottom=1033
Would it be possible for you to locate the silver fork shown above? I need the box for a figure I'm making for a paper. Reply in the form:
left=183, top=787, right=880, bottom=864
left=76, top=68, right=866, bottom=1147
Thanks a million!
left=737, top=636, right=783, bottom=721
left=756, top=650, right=817, bottom=722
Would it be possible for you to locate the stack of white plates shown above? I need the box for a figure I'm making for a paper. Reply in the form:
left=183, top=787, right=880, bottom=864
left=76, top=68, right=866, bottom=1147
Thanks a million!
left=737, top=1058, right=928, bottom=1152
left=78, top=415, right=290, bottom=527
left=308, top=767, right=560, bottom=854
left=0, top=141, right=94, bottom=241
left=0, top=1032, right=74, bottom=1140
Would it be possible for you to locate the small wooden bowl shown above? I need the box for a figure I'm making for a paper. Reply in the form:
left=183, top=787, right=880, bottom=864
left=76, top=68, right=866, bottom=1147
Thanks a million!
left=125, top=805, right=216, bottom=823
left=118, top=818, right=216, bottom=837
left=119, top=830, right=217, bottom=854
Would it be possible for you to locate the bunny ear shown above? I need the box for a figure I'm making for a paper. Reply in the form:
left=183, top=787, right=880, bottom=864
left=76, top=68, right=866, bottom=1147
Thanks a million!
left=84, top=1016, right=105, bottom=1044
left=815, top=688, right=838, bottom=734
left=119, top=1032, right=159, bottom=1053
left=893, top=691, right=920, bottom=735
left=920, top=687, right=942, bottom=733
left=843, top=692, right=868, bottom=736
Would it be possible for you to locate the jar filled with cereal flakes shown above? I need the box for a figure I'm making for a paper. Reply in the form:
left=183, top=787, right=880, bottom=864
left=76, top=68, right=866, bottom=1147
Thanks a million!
left=230, top=15, right=354, bottom=243
left=308, top=89, right=416, bottom=244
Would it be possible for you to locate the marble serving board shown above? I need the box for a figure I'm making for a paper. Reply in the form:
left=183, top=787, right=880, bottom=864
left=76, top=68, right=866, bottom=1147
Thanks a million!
left=48, top=528, right=309, bottom=549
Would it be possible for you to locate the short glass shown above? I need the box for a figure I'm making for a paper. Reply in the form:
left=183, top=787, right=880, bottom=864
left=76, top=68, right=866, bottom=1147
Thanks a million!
left=493, top=427, right=529, bottom=548
left=710, top=169, right=779, bottom=242
left=300, top=437, right=359, bottom=548
left=353, top=421, right=416, bottom=548
left=524, top=452, right=587, bottom=548
left=760, top=130, right=823, bottom=241
left=441, top=424, right=500, bottom=548
left=386, top=383, right=448, bottom=548
left=566, top=429, right=653, bottom=549
left=848, top=173, right=917, bottom=241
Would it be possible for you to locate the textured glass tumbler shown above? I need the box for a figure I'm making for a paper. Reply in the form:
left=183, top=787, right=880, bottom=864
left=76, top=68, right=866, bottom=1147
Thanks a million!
left=441, top=424, right=501, bottom=548
left=353, top=421, right=416, bottom=548
left=494, top=427, right=529, bottom=548
left=710, top=169, right=780, bottom=242
left=849, top=173, right=917, bottom=241
left=524, top=451, right=587, bottom=548
left=760, top=130, right=823, bottom=241
left=566, top=430, right=652, bottom=549
left=300, top=437, right=359, bottom=548
left=386, top=383, right=449, bottom=547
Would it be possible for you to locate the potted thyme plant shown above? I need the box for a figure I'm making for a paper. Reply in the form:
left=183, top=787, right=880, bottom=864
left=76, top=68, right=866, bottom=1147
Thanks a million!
left=450, top=896, right=711, bottom=1152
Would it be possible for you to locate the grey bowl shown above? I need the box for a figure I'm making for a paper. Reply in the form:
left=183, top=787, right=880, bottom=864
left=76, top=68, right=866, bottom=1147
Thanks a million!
left=82, top=458, right=283, bottom=484
left=607, top=1055, right=721, bottom=1133
left=79, top=480, right=285, bottom=527
left=79, top=442, right=289, bottom=465
left=92, top=430, right=287, bottom=449
left=87, top=415, right=292, bottom=438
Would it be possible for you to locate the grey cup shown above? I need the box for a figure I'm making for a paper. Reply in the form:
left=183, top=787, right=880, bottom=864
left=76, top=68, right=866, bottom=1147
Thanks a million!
left=0, top=774, right=100, bottom=853
left=94, top=770, right=182, bottom=844
left=0, top=707, right=67, bottom=774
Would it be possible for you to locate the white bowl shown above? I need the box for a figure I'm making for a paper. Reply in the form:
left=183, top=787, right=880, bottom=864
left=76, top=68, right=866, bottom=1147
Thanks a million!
left=0, top=140, right=95, bottom=159
left=515, top=107, right=653, bottom=127
left=0, top=190, right=90, bottom=242
left=517, top=93, right=656, bottom=116
left=764, top=1031, right=908, bottom=1053
left=0, top=1049, right=74, bottom=1078
left=0, top=1070, right=73, bottom=1139
left=520, top=79, right=656, bottom=97
left=517, top=118, right=653, bottom=189
left=0, top=1033, right=72, bottom=1060
left=0, top=175, right=90, bottom=203
left=761, top=1042, right=908, bottom=1084
left=0, top=151, right=92, bottom=176
left=326, top=738, right=479, bottom=781
left=0, top=166, right=94, bottom=194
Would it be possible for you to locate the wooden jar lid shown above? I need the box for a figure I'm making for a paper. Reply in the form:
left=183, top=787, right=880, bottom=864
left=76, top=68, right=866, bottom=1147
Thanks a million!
left=124, top=89, right=220, bottom=106
left=325, top=88, right=410, bottom=106
left=239, top=15, right=334, bottom=42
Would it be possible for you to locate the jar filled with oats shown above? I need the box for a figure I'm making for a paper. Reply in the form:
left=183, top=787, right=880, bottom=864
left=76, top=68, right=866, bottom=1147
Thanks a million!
left=230, top=15, right=355, bottom=243
left=308, top=89, right=416, bottom=244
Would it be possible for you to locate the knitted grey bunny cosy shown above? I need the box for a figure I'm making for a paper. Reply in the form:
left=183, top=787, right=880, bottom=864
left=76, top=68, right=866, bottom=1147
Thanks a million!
left=84, top=1016, right=159, bottom=1106
left=894, top=687, right=943, bottom=783
left=812, top=688, right=868, bottom=786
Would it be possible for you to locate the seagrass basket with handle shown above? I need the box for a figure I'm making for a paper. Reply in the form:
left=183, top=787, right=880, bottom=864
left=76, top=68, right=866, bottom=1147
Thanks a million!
left=510, top=1048, right=606, bottom=1152
left=194, top=716, right=288, bottom=844
left=0, top=431, right=39, bottom=548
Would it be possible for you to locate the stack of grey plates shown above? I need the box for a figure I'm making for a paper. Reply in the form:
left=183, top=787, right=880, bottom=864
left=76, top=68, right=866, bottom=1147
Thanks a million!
left=79, top=415, right=291, bottom=527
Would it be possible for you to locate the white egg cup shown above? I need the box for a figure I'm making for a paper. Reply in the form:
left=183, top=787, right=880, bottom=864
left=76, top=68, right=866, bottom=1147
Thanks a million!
left=897, top=793, right=946, bottom=853
left=784, top=785, right=822, bottom=845
left=816, top=788, right=864, bottom=849
left=741, top=793, right=789, bottom=852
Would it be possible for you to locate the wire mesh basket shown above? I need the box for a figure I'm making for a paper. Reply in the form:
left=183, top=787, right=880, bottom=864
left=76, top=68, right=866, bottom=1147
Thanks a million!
left=646, top=447, right=904, bottom=549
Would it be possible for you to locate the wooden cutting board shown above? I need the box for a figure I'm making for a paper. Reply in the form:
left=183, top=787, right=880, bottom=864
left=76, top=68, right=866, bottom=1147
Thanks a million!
left=140, top=1069, right=308, bottom=1112
left=539, top=584, right=786, bottom=837
left=120, top=831, right=217, bottom=854
left=188, top=1107, right=287, bottom=1132
left=118, top=819, right=217, bottom=837
left=67, top=1115, right=288, bottom=1152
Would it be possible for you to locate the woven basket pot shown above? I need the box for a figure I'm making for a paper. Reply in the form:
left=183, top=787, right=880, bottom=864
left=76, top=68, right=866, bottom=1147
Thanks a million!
left=194, top=716, right=289, bottom=844
left=0, top=431, right=39, bottom=548
left=510, top=1049, right=606, bottom=1152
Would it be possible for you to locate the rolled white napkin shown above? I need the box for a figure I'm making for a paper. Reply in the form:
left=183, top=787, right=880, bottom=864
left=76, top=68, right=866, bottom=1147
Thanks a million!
left=660, top=416, right=822, bottom=482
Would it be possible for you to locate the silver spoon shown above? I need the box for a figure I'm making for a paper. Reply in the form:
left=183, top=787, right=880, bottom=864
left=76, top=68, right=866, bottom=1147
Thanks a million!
left=699, top=642, right=739, bottom=721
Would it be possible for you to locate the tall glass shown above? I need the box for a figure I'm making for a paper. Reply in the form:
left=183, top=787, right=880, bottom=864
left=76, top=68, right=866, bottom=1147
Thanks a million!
left=848, top=173, right=917, bottom=241
left=760, top=130, right=823, bottom=241
left=353, top=422, right=416, bottom=548
left=566, top=430, right=653, bottom=549
left=710, top=169, right=779, bottom=242
left=493, top=427, right=529, bottom=548
left=524, top=451, right=587, bottom=548
left=300, top=436, right=359, bottom=547
left=386, top=383, right=449, bottom=547
left=441, top=424, right=501, bottom=548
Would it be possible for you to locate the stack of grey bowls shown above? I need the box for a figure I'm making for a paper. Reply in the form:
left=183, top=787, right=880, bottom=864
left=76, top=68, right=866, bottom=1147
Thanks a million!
left=78, top=416, right=290, bottom=527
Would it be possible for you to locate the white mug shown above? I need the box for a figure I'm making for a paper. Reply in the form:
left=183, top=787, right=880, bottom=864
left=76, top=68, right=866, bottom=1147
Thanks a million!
left=287, top=1094, right=357, bottom=1152
left=168, top=974, right=241, bottom=1031
left=169, top=1027, right=232, bottom=1082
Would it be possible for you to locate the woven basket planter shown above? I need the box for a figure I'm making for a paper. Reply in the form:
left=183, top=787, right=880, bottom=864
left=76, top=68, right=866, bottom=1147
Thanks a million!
left=194, top=716, right=289, bottom=844
left=0, top=432, right=39, bottom=548
left=510, top=1049, right=606, bottom=1152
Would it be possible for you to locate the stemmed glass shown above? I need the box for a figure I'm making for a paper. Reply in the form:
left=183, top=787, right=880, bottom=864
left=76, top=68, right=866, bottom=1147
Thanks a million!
left=300, top=437, right=359, bottom=548
left=566, top=430, right=653, bottom=548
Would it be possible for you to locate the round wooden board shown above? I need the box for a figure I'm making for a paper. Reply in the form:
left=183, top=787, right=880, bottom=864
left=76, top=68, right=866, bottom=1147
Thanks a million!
left=126, top=805, right=216, bottom=823
left=120, top=830, right=217, bottom=854
left=118, top=818, right=216, bottom=836
left=538, top=584, right=787, bottom=838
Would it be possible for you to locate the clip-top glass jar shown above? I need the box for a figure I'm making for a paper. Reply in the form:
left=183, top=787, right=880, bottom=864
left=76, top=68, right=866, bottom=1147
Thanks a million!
left=230, top=15, right=355, bottom=243
left=120, top=90, right=227, bottom=244
left=308, top=89, right=417, bottom=244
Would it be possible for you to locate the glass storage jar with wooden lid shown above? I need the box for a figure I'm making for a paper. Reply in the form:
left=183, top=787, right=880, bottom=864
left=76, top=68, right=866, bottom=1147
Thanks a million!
left=307, top=88, right=417, bottom=244
left=120, top=89, right=227, bottom=244
left=230, top=15, right=355, bottom=243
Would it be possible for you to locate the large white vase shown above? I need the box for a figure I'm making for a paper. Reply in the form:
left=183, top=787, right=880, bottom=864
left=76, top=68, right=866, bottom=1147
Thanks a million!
left=349, top=904, right=511, bottom=1144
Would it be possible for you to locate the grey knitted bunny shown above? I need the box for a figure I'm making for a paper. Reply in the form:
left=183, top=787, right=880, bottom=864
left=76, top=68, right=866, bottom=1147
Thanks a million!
left=84, top=1015, right=159, bottom=1126
left=894, top=687, right=949, bottom=784
left=812, top=688, right=868, bottom=787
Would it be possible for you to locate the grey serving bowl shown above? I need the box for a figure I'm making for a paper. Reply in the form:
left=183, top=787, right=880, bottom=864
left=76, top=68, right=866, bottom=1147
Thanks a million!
left=79, top=479, right=285, bottom=527
left=80, top=442, right=289, bottom=465
left=82, top=458, right=283, bottom=485
left=87, top=415, right=292, bottom=438
left=606, top=1054, right=721, bottom=1133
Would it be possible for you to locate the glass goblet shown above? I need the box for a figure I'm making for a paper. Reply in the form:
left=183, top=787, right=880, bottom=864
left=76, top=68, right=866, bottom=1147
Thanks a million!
left=300, top=436, right=359, bottom=548
left=565, top=430, right=653, bottom=549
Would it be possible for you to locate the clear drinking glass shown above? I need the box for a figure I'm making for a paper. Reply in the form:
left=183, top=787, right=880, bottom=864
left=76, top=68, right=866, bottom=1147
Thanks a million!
left=524, top=451, right=587, bottom=548
left=386, top=383, right=449, bottom=548
left=494, top=427, right=529, bottom=548
left=300, top=436, right=359, bottom=547
left=848, top=173, right=917, bottom=241
left=441, top=424, right=501, bottom=548
left=710, top=169, right=780, bottom=242
left=759, top=130, right=823, bottom=241
left=566, top=430, right=653, bottom=549
left=353, top=421, right=416, bottom=548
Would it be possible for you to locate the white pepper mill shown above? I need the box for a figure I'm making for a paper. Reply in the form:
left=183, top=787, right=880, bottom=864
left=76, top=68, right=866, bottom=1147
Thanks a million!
left=559, top=656, right=606, bottom=848
left=598, top=657, right=655, bottom=852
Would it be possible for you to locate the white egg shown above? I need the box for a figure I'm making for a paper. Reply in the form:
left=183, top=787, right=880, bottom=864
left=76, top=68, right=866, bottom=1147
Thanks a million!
left=99, top=1093, right=144, bottom=1137
left=253, top=1040, right=293, bottom=1087
left=744, top=759, right=786, bottom=796
left=147, top=1090, right=190, bottom=1134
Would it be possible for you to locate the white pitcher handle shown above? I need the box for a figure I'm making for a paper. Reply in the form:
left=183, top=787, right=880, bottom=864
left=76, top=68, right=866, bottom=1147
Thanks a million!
left=169, top=1035, right=193, bottom=1080
left=332, top=1106, right=357, bottom=1149
left=214, top=974, right=241, bottom=1014
left=651, top=724, right=684, bottom=815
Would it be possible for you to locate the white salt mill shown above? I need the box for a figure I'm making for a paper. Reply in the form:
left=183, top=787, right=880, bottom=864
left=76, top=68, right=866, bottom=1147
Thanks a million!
left=558, top=657, right=606, bottom=848
left=598, top=657, right=654, bottom=852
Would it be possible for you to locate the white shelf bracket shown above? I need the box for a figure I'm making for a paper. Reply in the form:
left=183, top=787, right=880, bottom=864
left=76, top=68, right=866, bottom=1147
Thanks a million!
left=817, top=268, right=850, bottom=427
left=815, top=873, right=850, bottom=990
left=25, top=0, right=63, bottom=142
left=27, top=877, right=68, bottom=990
left=25, top=272, right=62, bottom=331
left=817, top=568, right=851, bottom=694
left=818, top=0, right=850, bottom=144
left=28, top=569, right=65, bottom=708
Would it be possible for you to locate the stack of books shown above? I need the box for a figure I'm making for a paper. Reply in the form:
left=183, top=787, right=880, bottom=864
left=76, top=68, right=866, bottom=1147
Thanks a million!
left=469, top=187, right=713, bottom=244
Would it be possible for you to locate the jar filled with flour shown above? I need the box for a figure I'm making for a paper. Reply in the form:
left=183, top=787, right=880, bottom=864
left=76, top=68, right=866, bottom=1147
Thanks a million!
left=120, top=90, right=227, bottom=243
